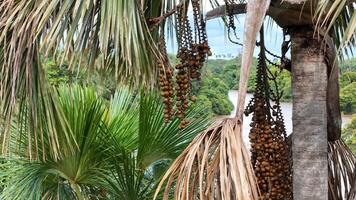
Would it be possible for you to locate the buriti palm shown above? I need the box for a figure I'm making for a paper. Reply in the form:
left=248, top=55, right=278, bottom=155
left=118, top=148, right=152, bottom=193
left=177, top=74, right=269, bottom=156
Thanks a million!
left=0, top=0, right=354, bottom=200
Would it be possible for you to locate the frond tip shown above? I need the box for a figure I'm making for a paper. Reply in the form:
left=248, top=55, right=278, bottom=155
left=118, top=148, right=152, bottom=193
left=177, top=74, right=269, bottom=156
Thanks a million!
left=328, top=139, right=356, bottom=200
left=154, top=118, right=259, bottom=200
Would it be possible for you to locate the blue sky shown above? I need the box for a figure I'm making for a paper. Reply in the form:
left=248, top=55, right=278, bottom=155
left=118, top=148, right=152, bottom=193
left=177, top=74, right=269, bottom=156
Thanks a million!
left=167, top=14, right=287, bottom=59
left=205, top=16, right=286, bottom=59
left=166, top=0, right=355, bottom=60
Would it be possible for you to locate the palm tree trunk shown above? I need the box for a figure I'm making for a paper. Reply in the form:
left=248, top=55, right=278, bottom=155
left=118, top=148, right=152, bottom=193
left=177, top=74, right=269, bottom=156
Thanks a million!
left=291, top=27, right=328, bottom=200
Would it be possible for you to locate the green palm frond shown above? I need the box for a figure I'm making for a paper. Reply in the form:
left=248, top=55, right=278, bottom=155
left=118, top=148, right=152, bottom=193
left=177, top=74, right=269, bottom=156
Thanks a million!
left=1, top=85, right=211, bottom=199
left=137, top=92, right=210, bottom=169
left=0, top=159, right=78, bottom=200
left=105, top=148, right=154, bottom=200
left=1, top=52, right=74, bottom=160
left=105, top=89, right=139, bottom=151
left=0, top=86, right=111, bottom=199
left=0, top=0, right=159, bottom=84
left=315, top=0, right=356, bottom=57
left=0, top=0, right=168, bottom=157
left=104, top=91, right=211, bottom=199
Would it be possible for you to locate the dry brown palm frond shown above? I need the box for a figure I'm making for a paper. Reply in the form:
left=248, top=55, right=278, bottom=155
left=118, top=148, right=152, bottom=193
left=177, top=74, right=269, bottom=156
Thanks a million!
left=328, top=139, right=356, bottom=200
left=154, top=119, right=259, bottom=200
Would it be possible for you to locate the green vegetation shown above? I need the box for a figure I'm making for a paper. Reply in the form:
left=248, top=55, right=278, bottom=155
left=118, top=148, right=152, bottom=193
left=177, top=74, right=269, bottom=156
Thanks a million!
left=197, top=72, right=233, bottom=116
left=342, top=115, right=356, bottom=154
left=195, top=57, right=250, bottom=116
left=0, top=86, right=210, bottom=199
left=197, top=56, right=356, bottom=116
left=340, top=82, right=356, bottom=114
left=43, top=55, right=356, bottom=118
left=196, top=56, right=292, bottom=116
left=339, top=58, right=356, bottom=114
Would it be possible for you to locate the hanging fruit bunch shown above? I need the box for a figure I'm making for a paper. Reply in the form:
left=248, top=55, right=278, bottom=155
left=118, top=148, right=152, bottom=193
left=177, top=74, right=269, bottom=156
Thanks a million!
left=155, top=1, right=211, bottom=129
left=225, top=0, right=243, bottom=45
left=244, top=36, right=292, bottom=199
left=175, top=1, right=211, bottom=129
left=157, top=27, right=175, bottom=122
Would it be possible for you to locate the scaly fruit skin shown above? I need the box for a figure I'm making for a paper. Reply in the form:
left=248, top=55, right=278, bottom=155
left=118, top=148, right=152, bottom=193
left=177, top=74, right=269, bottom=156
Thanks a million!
left=156, top=1, right=211, bottom=129
left=245, top=52, right=292, bottom=200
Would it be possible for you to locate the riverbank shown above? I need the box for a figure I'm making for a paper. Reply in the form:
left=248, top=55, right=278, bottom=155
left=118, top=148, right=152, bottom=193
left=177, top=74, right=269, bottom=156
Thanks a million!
left=215, top=90, right=353, bottom=147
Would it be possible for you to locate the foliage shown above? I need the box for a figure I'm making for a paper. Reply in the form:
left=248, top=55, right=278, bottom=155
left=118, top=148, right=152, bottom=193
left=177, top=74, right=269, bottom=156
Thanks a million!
left=269, top=68, right=292, bottom=102
left=1, top=86, right=109, bottom=199
left=197, top=71, right=233, bottom=116
left=204, top=57, right=258, bottom=92
left=43, top=56, right=119, bottom=99
left=315, top=0, right=355, bottom=55
left=0, top=86, right=210, bottom=199
left=195, top=56, right=293, bottom=117
left=342, top=115, right=356, bottom=154
left=340, top=82, right=356, bottom=114
left=0, top=0, right=180, bottom=157
left=198, top=56, right=356, bottom=116
left=340, top=58, right=356, bottom=73
left=338, top=59, right=356, bottom=114
left=339, top=71, right=356, bottom=88
left=43, top=59, right=72, bottom=86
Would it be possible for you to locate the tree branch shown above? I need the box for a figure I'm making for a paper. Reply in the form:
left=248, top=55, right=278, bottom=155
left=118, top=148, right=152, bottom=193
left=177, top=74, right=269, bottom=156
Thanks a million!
left=206, top=4, right=247, bottom=20
left=206, top=2, right=314, bottom=28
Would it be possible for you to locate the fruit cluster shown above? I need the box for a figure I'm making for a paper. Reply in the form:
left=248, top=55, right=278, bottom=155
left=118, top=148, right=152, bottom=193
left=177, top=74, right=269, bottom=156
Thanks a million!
left=174, top=2, right=211, bottom=128
left=155, top=1, right=211, bottom=128
left=157, top=31, right=175, bottom=122
left=245, top=53, right=292, bottom=200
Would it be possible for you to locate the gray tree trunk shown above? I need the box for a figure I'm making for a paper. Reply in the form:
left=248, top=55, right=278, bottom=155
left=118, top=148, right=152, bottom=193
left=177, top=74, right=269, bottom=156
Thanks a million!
left=291, top=27, right=328, bottom=200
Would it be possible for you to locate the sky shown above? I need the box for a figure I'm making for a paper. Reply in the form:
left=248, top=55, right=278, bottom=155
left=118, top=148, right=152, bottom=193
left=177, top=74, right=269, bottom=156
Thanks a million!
left=205, top=17, right=286, bottom=59
left=167, top=1, right=287, bottom=59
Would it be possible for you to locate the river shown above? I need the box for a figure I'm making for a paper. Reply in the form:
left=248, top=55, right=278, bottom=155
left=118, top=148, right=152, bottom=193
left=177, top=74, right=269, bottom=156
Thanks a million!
left=221, top=90, right=353, bottom=148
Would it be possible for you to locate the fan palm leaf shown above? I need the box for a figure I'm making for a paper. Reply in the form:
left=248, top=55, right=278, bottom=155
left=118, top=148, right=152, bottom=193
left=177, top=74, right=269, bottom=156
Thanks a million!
left=105, top=90, right=211, bottom=199
left=105, top=89, right=139, bottom=151
left=0, top=85, right=211, bottom=199
left=137, top=92, right=210, bottom=169
left=0, top=86, right=110, bottom=199
left=315, top=0, right=356, bottom=57
left=0, top=0, right=175, bottom=158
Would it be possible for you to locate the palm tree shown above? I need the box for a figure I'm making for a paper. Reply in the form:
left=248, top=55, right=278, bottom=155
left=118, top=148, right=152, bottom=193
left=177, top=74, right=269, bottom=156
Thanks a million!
left=0, top=0, right=175, bottom=158
left=0, top=0, right=354, bottom=199
left=207, top=0, right=355, bottom=199
left=0, top=85, right=210, bottom=199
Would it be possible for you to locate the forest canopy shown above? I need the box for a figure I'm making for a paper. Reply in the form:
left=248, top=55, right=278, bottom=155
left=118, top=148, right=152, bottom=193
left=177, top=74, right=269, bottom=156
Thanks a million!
left=44, top=55, right=356, bottom=117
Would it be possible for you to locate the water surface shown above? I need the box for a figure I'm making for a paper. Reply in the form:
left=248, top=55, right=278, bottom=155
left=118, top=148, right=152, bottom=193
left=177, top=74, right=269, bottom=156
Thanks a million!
left=223, top=90, right=352, bottom=148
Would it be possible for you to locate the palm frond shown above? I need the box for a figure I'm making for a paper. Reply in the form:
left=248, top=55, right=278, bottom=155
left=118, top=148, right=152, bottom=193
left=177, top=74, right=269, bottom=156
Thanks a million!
left=1, top=51, right=74, bottom=160
left=0, top=86, right=111, bottom=199
left=103, top=90, right=209, bottom=198
left=105, top=89, right=139, bottom=151
left=154, top=119, right=259, bottom=200
left=137, top=92, right=210, bottom=169
left=0, top=159, right=77, bottom=200
left=0, top=0, right=163, bottom=158
left=0, top=0, right=159, bottom=84
left=315, top=0, right=356, bottom=57
left=328, top=139, right=356, bottom=200
left=105, top=147, right=154, bottom=200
